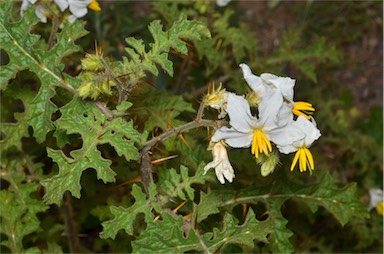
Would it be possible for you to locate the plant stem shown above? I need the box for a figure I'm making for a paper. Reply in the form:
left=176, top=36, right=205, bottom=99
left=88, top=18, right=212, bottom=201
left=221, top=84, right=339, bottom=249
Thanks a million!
left=46, top=15, right=59, bottom=51
left=62, top=192, right=80, bottom=253
left=139, top=103, right=226, bottom=195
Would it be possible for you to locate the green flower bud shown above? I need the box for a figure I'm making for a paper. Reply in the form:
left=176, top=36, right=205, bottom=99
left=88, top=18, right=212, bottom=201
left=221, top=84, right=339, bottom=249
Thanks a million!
left=81, top=54, right=104, bottom=71
left=77, top=82, right=93, bottom=98
left=256, top=151, right=280, bottom=177
left=246, top=91, right=261, bottom=108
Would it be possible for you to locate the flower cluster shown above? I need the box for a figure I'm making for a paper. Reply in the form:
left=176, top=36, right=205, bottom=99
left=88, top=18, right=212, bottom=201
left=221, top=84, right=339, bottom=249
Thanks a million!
left=77, top=46, right=115, bottom=99
left=20, top=0, right=101, bottom=23
left=204, top=63, right=321, bottom=184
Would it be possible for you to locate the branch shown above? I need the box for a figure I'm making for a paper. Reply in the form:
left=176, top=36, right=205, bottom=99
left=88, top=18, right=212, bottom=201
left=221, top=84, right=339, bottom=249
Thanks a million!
left=62, top=192, right=80, bottom=253
left=139, top=102, right=227, bottom=195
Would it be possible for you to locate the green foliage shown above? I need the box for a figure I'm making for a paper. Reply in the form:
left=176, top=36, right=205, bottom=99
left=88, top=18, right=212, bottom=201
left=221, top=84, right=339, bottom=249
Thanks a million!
left=132, top=209, right=271, bottom=253
left=157, top=165, right=206, bottom=201
left=0, top=2, right=88, bottom=143
left=100, top=184, right=160, bottom=239
left=196, top=171, right=369, bottom=252
left=138, top=91, right=195, bottom=132
left=119, top=14, right=210, bottom=87
left=0, top=0, right=380, bottom=253
left=41, top=98, right=144, bottom=204
left=266, top=28, right=340, bottom=82
left=0, top=158, right=48, bottom=253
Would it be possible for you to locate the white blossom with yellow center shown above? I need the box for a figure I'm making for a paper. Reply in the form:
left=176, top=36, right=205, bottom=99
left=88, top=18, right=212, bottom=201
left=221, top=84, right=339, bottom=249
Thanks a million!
left=211, top=93, right=302, bottom=160
left=240, top=63, right=315, bottom=124
left=276, top=116, right=321, bottom=172
left=21, top=0, right=101, bottom=23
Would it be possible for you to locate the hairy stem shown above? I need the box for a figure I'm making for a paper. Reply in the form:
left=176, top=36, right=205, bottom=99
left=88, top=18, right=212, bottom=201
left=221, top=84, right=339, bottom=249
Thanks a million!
left=62, top=192, right=80, bottom=253
left=46, top=15, right=59, bottom=51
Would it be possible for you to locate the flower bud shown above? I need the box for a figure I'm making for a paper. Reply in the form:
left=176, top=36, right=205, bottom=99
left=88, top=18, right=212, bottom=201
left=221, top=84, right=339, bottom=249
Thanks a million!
left=204, top=83, right=229, bottom=119
left=246, top=91, right=261, bottom=108
left=77, top=82, right=93, bottom=98
left=256, top=151, right=279, bottom=176
left=81, top=54, right=104, bottom=72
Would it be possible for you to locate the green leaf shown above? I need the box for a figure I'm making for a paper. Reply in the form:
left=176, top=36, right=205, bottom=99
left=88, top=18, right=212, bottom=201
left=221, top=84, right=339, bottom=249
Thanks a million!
left=0, top=1, right=88, bottom=142
left=132, top=212, right=200, bottom=254
left=203, top=210, right=271, bottom=252
left=120, top=14, right=210, bottom=87
left=291, top=173, right=369, bottom=226
left=205, top=171, right=368, bottom=253
left=158, top=165, right=206, bottom=201
left=140, top=92, right=195, bottom=132
left=132, top=209, right=271, bottom=253
left=267, top=199, right=294, bottom=253
left=0, top=85, right=35, bottom=151
left=267, top=29, right=340, bottom=82
left=41, top=98, right=144, bottom=204
left=196, top=189, right=222, bottom=223
left=0, top=161, right=48, bottom=253
left=100, top=184, right=159, bottom=239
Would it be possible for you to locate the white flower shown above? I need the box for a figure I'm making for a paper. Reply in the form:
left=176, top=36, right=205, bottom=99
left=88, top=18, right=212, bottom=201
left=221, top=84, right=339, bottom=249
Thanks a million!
left=275, top=116, right=321, bottom=172
left=20, top=0, right=101, bottom=24
left=239, top=63, right=294, bottom=126
left=54, top=0, right=69, bottom=11
left=369, top=188, right=383, bottom=215
left=240, top=63, right=315, bottom=123
left=211, top=93, right=302, bottom=159
left=67, top=0, right=92, bottom=23
left=203, top=142, right=235, bottom=184
left=216, top=0, right=232, bottom=7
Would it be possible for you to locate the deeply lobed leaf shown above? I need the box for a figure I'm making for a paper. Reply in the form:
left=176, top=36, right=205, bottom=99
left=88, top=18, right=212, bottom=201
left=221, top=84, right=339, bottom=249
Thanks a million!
left=41, top=98, right=145, bottom=204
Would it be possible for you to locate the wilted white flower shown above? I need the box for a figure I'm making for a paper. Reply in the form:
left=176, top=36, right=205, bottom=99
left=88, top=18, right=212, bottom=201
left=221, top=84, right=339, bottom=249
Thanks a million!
left=203, top=142, right=235, bottom=184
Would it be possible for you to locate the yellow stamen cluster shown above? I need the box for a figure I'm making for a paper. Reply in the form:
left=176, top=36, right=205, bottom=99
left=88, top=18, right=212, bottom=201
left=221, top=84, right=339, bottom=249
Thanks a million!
left=88, top=0, right=101, bottom=12
left=376, top=201, right=384, bottom=215
left=292, top=101, right=315, bottom=120
left=290, top=146, right=315, bottom=172
left=251, top=129, right=272, bottom=158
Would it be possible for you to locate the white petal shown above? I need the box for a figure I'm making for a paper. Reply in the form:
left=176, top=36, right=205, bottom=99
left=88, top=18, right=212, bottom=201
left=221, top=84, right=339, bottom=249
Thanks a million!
left=239, top=63, right=264, bottom=94
left=226, top=93, right=257, bottom=133
left=54, top=0, right=69, bottom=11
left=68, top=14, right=77, bottom=23
left=68, top=0, right=90, bottom=18
left=212, top=127, right=253, bottom=148
left=295, top=116, right=321, bottom=145
left=203, top=161, right=220, bottom=175
left=269, top=124, right=305, bottom=154
left=35, top=6, right=47, bottom=23
left=261, top=73, right=295, bottom=101
left=20, top=0, right=31, bottom=16
left=217, top=161, right=235, bottom=183
left=369, top=188, right=383, bottom=210
left=258, top=90, right=284, bottom=127
left=215, top=169, right=225, bottom=184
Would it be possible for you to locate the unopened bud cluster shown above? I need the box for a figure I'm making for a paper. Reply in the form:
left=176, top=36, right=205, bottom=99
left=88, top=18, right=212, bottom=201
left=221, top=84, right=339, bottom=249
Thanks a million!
left=77, top=52, right=115, bottom=100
